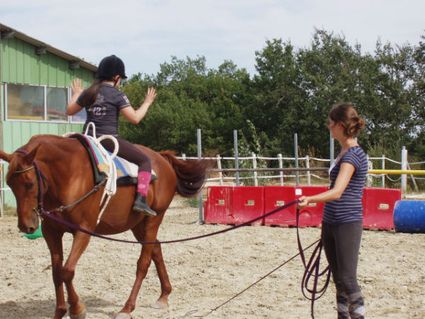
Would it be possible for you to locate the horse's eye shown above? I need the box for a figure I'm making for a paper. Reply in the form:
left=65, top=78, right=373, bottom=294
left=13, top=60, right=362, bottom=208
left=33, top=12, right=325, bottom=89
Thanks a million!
left=24, top=182, right=34, bottom=190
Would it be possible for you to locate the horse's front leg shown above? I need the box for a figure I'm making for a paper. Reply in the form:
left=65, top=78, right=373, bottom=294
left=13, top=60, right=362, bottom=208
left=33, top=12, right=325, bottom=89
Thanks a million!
left=42, top=224, right=67, bottom=319
left=115, top=219, right=160, bottom=319
left=62, top=231, right=92, bottom=319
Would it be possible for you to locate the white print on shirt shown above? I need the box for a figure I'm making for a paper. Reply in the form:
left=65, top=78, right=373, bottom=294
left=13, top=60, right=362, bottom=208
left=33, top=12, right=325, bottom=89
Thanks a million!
left=88, top=94, right=107, bottom=117
left=93, top=106, right=106, bottom=116
left=123, top=95, right=130, bottom=105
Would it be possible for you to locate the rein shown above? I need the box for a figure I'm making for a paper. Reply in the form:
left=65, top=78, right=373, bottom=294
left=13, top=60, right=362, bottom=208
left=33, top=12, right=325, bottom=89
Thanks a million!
left=16, top=150, right=299, bottom=245
left=204, top=208, right=330, bottom=319
left=15, top=149, right=329, bottom=318
left=41, top=178, right=107, bottom=214
left=296, top=208, right=331, bottom=319
left=41, top=196, right=300, bottom=245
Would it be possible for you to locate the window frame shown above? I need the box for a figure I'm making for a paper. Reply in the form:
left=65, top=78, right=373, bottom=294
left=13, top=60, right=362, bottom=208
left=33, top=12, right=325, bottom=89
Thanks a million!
left=2, top=82, right=86, bottom=124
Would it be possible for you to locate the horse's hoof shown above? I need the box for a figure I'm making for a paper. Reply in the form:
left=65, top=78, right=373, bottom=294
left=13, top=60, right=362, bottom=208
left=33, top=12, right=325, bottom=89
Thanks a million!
left=54, top=308, right=67, bottom=319
left=69, top=308, right=87, bottom=319
left=114, top=313, right=132, bottom=319
left=151, top=300, right=168, bottom=309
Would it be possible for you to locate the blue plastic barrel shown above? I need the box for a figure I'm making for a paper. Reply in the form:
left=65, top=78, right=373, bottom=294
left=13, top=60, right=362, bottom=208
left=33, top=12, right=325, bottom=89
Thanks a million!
left=393, top=200, right=425, bottom=233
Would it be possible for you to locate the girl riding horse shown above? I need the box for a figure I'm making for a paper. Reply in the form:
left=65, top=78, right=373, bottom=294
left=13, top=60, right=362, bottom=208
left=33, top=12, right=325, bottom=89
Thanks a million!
left=67, top=55, right=157, bottom=216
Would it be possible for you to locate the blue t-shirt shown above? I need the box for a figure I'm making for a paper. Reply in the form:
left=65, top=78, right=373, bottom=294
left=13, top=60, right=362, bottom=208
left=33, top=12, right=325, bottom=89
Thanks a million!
left=77, top=84, right=131, bottom=136
left=323, top=146, right=368, bottom=225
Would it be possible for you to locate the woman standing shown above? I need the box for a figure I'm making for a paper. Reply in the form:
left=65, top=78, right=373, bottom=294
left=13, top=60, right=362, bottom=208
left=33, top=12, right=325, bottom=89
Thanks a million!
left=298, top=103, right=367, bottom=319
left=67, top=55, right=157, bottom=216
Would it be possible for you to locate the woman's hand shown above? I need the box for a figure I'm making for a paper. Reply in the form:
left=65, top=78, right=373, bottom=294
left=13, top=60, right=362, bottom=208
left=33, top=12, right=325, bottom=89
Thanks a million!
left=71, top=79, right=84, bottom=96
left=298, top=196, right=310, bottom=208
left=143, top=87, right=157, bottom=107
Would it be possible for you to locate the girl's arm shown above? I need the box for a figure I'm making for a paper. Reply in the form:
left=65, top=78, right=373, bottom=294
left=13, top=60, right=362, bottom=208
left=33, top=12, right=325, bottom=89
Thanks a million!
left=120, top=87, right=157, bottom=124
left=298, top=162, right=355, bottom=207
left=66, top=79, right=84, bottom=115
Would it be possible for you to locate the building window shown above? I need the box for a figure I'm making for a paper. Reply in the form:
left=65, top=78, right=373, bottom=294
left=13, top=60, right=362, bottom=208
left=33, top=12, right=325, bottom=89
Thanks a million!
left=71, top=108, right=87, bottom=123
left=47, top=87, right=67, bottom=121
left=68, top=85, right=87, bottom=123
left=7, top=84, right=44, bottom=120
left=4, top=83, right=86, bottom=123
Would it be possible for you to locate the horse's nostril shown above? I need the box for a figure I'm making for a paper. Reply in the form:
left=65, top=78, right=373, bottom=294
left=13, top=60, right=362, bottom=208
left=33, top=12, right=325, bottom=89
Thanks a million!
left=28, top=227, right=36, bottom=234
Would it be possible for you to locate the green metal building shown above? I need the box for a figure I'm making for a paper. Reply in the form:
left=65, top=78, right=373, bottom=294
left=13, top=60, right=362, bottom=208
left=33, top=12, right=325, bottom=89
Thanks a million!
left=0, top=23, right=97, bottom=209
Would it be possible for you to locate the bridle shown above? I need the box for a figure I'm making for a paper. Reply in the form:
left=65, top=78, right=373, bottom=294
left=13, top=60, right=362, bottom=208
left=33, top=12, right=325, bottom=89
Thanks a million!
left=13, top=165, right=35, bottom=174
left=12, top=150, right=46, bottom=216
left=12, top=149, right=105, bottom=218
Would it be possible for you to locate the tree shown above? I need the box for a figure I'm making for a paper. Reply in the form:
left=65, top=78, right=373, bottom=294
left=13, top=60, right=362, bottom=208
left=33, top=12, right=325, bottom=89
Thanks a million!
left=119, top=30, right=425, bottom=161
left=121, top=56, right=250, bottom=155
left=249, top=38, right=305, bottom=156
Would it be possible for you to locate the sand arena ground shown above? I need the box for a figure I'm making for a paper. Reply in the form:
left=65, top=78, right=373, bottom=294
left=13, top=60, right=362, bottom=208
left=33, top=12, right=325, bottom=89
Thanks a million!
left=0, top=196, right=424, bottom=319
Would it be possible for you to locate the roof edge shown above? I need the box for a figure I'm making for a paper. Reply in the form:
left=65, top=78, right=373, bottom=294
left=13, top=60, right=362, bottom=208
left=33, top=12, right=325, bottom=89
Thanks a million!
left=0, top=22, right=97, bottom=72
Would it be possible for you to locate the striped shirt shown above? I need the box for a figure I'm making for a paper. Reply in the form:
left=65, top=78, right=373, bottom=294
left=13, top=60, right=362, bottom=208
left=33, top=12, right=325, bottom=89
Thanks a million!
left=323, top=146, right=368, bottom=224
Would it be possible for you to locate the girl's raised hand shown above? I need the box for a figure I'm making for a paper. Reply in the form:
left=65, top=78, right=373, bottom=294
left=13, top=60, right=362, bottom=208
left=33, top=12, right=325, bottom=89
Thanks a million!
left=71, top=79, right=83, bottom=95
left=144, top=87, right=157, bottom=106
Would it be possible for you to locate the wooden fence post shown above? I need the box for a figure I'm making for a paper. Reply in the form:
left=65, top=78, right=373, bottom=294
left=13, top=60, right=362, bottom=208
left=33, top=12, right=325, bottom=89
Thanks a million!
left=305, top=155, right=311, bottom=186
left=252, top=152, right=258, bottom=186
left=381, top=155, right=385, bottom=188
left=217, top=154, right=223, bottom=185
left=278, top=154, right=284, bottom=186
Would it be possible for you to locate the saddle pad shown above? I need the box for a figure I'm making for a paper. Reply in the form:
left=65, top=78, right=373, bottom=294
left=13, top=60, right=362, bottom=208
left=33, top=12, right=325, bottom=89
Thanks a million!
left=69, top=134, right=135, bottom=183
left=70, top=134, right=156, bottom=186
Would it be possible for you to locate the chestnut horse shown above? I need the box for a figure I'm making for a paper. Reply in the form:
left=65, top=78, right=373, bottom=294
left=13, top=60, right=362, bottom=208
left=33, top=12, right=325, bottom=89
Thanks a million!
left=0, top=134, right=207, bottom=319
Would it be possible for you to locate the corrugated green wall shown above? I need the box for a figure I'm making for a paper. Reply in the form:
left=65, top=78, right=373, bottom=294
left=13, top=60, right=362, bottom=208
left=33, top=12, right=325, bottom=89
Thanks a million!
left=2, top=122, right=84, bottom=152
left=1, top=122, right=85, bottom=207
left=1, top=37, right=93, bottom=86
left=0, top=36, right=95, bottom=209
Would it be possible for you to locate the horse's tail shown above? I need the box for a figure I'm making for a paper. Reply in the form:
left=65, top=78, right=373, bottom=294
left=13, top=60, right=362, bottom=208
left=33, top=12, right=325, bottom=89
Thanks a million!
left=160, top=151, right=209, bottom=197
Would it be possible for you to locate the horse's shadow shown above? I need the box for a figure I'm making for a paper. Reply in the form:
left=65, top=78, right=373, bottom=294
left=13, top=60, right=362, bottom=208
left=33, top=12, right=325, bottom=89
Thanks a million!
left=0, top=296, right=117, bottom=319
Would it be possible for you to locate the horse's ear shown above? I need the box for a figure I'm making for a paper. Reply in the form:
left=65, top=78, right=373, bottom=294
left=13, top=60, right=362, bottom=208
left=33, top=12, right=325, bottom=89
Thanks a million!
left=0, top=150, right=11, bottom=163
left=23, top=146, right=39, bottom=164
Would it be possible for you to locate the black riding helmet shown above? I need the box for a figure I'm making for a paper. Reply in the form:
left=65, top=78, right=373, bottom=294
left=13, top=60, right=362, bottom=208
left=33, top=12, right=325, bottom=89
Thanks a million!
left=96, top=55, right=127, bottom=80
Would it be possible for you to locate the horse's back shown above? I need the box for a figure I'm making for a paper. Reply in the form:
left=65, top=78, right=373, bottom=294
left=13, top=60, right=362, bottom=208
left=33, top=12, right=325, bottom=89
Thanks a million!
left=25, top=134, right=85, bottom=155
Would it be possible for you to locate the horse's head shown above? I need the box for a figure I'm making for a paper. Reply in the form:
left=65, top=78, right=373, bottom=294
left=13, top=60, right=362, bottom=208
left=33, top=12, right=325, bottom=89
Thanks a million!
left=1, top=147, right=42, bottom=234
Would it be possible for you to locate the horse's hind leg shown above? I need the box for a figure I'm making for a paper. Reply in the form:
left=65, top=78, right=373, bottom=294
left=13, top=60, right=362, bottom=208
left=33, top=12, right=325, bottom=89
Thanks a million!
left=115, top=219, right=161, bottom=318
left=151, top=241, right=172, bottom=309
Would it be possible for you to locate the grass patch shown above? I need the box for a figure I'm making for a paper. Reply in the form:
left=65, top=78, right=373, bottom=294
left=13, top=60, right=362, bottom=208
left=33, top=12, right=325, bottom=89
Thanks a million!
left=185, top=197, right=199, bottom=208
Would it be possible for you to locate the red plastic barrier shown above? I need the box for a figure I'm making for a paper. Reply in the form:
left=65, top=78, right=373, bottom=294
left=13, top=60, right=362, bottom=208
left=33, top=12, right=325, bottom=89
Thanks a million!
left=204, top=186, right=265, bottom=225
left=204, top=185, right=401, bottom=230
left=362, top=187, right=401, bottom=230
left=231, top=186, right=265, bottom=225
left=264, top=186, right=297, bottom=226
left=204, top=186, right=234, bottom=225
left=294, top=186, right=328, bottom=227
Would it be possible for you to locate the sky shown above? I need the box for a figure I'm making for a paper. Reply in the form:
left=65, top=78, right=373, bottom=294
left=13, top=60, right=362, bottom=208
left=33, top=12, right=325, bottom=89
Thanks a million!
left=1, top=0, right=424, bottom=78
